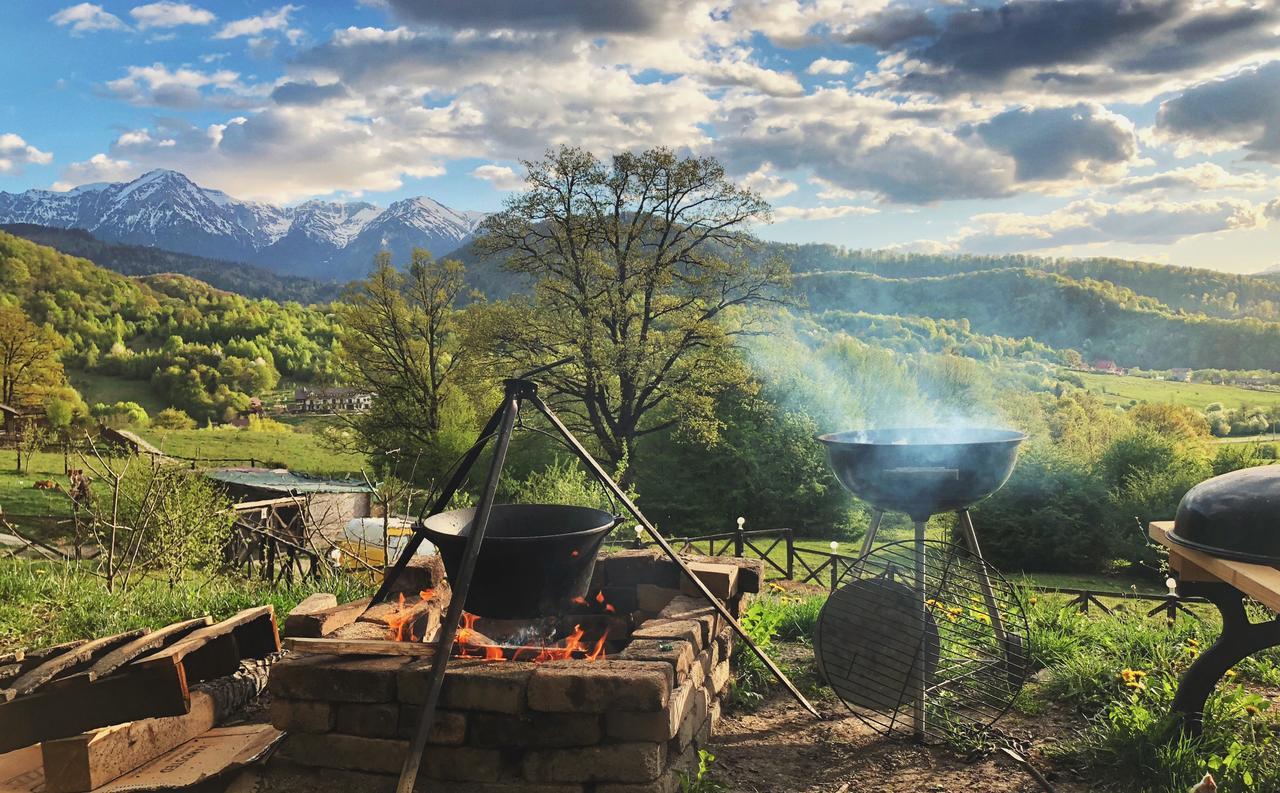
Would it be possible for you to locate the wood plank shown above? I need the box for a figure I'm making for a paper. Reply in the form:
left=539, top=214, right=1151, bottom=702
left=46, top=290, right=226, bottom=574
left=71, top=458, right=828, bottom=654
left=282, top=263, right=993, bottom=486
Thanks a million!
left=1150, top=522, right=1280, bottom=612
left=0, top=663, right=190, bottom=754
left=7, top=630, right=146, bottom=697
left=41, top=690, right=217, bottom=793
left=284, top=637, right=440, bottom=658
left=44, top=618, right=212, bottom=691
left=284, top=597, right=369, bottom=639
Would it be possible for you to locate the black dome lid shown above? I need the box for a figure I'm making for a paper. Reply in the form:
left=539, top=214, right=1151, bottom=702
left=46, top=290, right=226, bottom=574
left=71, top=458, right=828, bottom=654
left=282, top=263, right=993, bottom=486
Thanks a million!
left=1170, top=466, right=1280, bottom=565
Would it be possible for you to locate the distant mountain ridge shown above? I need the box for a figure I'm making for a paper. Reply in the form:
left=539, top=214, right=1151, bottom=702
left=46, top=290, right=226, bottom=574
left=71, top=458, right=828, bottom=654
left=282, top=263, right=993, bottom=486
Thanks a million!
left=0, top=170, right=486, bottom=281
left=0, top=224, right=343, bottom=304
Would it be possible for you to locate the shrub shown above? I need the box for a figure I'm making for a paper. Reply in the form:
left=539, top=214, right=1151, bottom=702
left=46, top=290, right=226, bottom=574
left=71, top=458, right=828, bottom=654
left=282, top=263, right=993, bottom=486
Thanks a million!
left=246, top=415, right=292, bottom=433
left=152, top=407, right=196, bottom=430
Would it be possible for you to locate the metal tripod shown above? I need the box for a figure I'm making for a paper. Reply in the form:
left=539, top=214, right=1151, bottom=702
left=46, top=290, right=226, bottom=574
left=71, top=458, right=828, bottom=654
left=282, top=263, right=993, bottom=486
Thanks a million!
left=375, top=373, right=819, bottom=793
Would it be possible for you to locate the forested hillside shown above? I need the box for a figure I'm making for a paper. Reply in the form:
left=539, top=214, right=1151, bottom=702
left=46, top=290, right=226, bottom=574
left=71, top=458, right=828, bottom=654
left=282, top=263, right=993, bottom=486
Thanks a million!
left=0, top=231, right=338, bottom=421
left=772, top=244, right=1280, bottom=321
left=797, top=269, right=1280, bottom=371
left=1, top=224, right=343, bottom=304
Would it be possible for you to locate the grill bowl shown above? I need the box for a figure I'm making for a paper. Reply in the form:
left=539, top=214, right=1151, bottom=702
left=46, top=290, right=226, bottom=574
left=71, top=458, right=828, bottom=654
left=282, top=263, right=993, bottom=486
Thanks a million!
left=422, top=503, right=620, bottom=618
left=1170, top=466, right=1280, bottom=564
left=817, top=427, right=1026, bottom=520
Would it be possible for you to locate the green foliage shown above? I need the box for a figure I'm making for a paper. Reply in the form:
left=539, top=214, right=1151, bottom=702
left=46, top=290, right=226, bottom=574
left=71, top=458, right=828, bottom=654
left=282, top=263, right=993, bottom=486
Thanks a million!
left=246, top=414, right=292, bottom=433
left=727, top=596, right=785, bottom=709
left=152, top=407, right=196, bottom=430
left=678, top=749, right=727, bottom=793
left=91, top=400, right=149, bottom=428
left=503, top=456, right=621, bottom=513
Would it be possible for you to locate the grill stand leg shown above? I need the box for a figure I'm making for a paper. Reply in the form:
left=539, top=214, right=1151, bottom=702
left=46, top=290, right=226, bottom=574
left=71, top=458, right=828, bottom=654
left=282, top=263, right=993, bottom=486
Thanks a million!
left=1169, top=581, right=1280, bottom=737
left=912, top=519, right=927, bottom=740
left=852, top=509, right=884, bottom=578
left=957, top=509, right=1008, bottom=646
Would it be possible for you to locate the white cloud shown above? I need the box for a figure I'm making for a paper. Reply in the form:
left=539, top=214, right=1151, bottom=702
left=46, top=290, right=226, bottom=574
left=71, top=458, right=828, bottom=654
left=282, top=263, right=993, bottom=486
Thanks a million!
left=806, top=57, right=852, bottom=76
left=740, top=163, right=797, bottom=199
left=471, top=164, right=524, bottom=190
left=215, top=4, right=299, bottom=39
left=1114, top=163, right=1272, bottom=195
left=129, top=2, right=214, bottom=29
left=0, top=133, right=54, bottom=175
left=772, top=204, right=878, bottom=221
left=49, top=3, right=129, bottom=34
left=104, top=63, right=260, bottom=109
left=53, top=153, right=137, bottom=188
left=956, top=197, right=1271, bottom=252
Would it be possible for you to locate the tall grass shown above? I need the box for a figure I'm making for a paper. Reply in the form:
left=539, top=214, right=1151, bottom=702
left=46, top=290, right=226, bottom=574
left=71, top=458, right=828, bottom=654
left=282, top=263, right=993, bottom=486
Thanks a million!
left=0, top=558, right=372, bottom=651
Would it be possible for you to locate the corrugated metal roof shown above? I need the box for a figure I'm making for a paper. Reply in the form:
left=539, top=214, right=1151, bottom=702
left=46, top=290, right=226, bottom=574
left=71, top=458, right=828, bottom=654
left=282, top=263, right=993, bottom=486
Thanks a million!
left=205, top=467, right=374, bottom=494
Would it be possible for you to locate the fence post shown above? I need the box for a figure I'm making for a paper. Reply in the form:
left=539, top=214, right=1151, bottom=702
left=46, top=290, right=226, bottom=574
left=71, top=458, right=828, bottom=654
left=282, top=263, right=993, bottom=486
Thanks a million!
left=830, top=554, right=838, bottom=591
left=785, top=529, right=794, bottom=580
left=734, top=516, right=745, bottom=557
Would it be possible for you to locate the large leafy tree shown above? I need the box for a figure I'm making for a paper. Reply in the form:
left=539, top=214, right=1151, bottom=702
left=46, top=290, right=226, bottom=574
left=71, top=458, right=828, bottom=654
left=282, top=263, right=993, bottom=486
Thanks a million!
left=0, top=305, right=65, bottom=408
left=475, top=146, right=788, bottom=482
left=337, top=249, right=480, bottom=476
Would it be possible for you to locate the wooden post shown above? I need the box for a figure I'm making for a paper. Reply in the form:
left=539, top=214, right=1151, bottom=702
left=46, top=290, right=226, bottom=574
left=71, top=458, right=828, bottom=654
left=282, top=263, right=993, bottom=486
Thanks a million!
left=785, top=529, right=794, bottom=580
left=734, top=516, right=745, bottom=557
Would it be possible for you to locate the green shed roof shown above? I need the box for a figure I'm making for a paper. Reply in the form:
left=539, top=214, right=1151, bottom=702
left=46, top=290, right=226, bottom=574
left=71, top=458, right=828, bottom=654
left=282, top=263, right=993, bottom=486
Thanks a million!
left=205, top=468, right=374, bottom=494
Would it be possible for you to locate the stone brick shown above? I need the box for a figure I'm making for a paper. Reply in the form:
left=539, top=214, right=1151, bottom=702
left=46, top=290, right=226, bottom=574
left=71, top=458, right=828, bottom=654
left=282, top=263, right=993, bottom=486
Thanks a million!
left=262, top=758, right=396, bottom=793
left=616, top=638, right=694, bottom=682
left=632, top=619, right=702, bottom=652
left=270, top=655, right=408, bottom=703
left=605, top=679, right=696, bottom=742
left=709, top=700, right=722, bottom=733
left=671, top=687, right=710, bottom=752
left=417, top=746, right=504, bottom=783
left=595, top=770, right=682, bottom=793
left=335, top=702, right=400, bottom=738
left=269, top=698, right=333, bottom=733
left=468, top=712, right=601, bottom=748
left=598, top=550, right=680, bottom=588
left=395, top=707, right=467, bottom=744
left=657, top=597, right=721, bottom=647
left=523, top=742, right=666, bottom=783
left=683, top=555, right=764, bottom=593
left=278, top=733, right=407, bottom=775
left=678, top=562, right=738, bottom=600
left=715, top=626, right=733, bottom=660
left=527, top=660, right=672, bottom=713
left=635, top=585, right=680, bottom=613
left=399, top=659, right=534, bottom=713
left=710, top=659, right=730, bottom=696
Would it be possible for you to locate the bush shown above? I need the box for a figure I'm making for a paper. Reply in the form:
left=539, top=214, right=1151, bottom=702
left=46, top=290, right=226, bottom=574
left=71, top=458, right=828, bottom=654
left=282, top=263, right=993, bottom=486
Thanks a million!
left=90, top=401, right=149, bottom=428
left=152, top=407, right=196, bottom=430
left=246, top=415, right=292, bottom=433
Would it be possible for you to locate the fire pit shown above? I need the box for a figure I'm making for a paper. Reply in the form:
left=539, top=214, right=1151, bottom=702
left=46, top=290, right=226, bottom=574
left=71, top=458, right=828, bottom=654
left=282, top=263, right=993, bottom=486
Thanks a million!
left=266, top=550, right=760, bottom=791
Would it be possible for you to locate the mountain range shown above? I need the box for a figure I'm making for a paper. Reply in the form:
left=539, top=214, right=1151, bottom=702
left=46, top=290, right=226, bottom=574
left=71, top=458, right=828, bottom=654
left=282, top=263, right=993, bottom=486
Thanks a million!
left=0, top=170, right=486, bottom=281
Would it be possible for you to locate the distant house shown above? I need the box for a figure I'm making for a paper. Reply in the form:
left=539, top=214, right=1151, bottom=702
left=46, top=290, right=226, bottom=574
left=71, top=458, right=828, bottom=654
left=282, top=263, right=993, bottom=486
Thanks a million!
left=1171, top=368, right=1192, bottom=382
left=1092, top=359, right=1125, bottom=375
left=292, top=386, right=374, bottom=414
left=247, top=397, right=264, bottom=416
left=0, top=404, right=46, bottom=436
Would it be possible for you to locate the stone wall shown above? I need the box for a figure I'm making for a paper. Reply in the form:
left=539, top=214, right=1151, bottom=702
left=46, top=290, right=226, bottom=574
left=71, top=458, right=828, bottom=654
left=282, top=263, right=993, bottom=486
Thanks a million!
left=266, top=550, right=760, bottom=792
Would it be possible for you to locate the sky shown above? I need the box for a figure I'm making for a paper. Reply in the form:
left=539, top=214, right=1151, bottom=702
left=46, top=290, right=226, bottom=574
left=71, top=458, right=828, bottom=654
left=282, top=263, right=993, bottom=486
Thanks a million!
left=1, top=0, right=1279, bottom=273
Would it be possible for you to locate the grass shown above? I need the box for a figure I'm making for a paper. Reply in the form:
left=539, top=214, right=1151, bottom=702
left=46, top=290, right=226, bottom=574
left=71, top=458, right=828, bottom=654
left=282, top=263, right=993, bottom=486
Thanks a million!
left=0, top=557, right=373, bottom=653
left=140, top=426, right=367, bottom=475
left=67, top=370, right=169, bottom=416
left=1078, top=372, right=1280, bottom=411
left=0, top=450, right=76, bottom=517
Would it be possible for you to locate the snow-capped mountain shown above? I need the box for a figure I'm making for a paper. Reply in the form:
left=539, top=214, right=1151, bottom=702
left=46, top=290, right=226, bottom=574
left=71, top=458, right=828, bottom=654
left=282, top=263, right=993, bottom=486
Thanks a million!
left=0, top=170, right=487, bottom=281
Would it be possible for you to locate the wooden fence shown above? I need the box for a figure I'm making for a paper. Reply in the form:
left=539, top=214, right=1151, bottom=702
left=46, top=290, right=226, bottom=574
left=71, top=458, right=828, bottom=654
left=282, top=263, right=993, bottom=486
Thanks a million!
left=225, top=497, right=322, bottom=584
left=661, top=525, right=1201, bottom=619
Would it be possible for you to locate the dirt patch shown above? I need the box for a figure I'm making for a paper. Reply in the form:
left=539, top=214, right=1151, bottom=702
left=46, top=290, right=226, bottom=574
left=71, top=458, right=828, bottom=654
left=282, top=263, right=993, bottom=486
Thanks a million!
left=707, top=657, right=1092, bottom=792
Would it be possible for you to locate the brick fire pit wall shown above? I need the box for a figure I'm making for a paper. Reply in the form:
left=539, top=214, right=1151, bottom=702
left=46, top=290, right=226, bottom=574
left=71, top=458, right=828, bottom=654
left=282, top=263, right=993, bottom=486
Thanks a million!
left=267, top=550, right=762, bottom=793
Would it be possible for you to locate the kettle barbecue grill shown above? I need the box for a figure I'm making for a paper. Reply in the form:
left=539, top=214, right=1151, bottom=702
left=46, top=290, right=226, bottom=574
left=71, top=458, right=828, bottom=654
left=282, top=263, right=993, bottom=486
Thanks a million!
left=815, top=426, right=1029, bottom=740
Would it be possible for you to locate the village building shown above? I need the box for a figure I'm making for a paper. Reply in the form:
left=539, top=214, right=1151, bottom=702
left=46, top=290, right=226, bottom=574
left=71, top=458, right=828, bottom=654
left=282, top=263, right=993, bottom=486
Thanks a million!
left=291, top=386, right=374, bottom=413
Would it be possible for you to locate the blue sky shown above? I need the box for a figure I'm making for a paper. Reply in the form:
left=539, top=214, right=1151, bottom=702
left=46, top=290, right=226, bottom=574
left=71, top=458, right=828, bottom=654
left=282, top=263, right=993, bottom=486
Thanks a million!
left=2, top=0, right=1279, bottom=272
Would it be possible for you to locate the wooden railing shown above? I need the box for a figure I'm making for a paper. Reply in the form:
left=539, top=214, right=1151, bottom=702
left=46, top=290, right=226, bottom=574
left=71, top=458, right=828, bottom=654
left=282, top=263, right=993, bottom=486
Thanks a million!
left=657, top=524, right=1203, bottom=618
left=225, top=497, right=322, bottom=584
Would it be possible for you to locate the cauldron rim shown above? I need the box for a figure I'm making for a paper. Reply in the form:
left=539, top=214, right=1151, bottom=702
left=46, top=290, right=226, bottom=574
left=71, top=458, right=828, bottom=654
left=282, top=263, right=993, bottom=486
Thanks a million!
left=421, top=503, right=620, bottom=542
left=817, top=426, right=1028, bottom=447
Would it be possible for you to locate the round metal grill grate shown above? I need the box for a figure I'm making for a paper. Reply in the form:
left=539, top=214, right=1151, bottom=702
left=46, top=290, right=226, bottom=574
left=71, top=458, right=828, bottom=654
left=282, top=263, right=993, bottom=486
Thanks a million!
left=815, top=538, right=1029, bottom=742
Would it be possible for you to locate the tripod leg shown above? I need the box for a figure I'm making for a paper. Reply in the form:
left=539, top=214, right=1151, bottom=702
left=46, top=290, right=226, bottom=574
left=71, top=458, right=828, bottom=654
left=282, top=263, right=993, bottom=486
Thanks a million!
left=527, top=394, right=820, bottom=718
left=373, top=401, right=508, bottom=604
left=397, top=392, right=520, bottom=793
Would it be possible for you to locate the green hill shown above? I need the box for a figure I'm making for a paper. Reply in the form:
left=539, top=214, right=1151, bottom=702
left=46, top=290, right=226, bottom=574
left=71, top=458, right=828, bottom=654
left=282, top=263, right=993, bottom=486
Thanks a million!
left=1, top=224, right=343, bottom=304
left=797, top=268, right=1280, bottom=371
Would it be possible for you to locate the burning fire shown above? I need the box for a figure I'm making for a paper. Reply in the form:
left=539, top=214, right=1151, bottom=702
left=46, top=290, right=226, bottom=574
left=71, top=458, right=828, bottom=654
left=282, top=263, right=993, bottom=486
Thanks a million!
left=384, top=589, right=437, bottom=642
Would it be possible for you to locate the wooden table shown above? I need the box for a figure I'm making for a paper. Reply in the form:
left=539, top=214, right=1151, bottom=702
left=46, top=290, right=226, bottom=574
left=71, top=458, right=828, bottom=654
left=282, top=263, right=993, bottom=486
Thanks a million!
left=1150, top=521, right=1280, bottom=734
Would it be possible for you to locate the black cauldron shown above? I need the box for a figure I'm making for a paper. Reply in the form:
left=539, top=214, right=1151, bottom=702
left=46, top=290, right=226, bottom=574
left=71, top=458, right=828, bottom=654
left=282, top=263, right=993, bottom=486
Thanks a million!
left=817, top=427, right=1026, bottom=520
left=1170, top=466, right=1280, bottom=565
left=421, top=503, right=620, bottom=618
